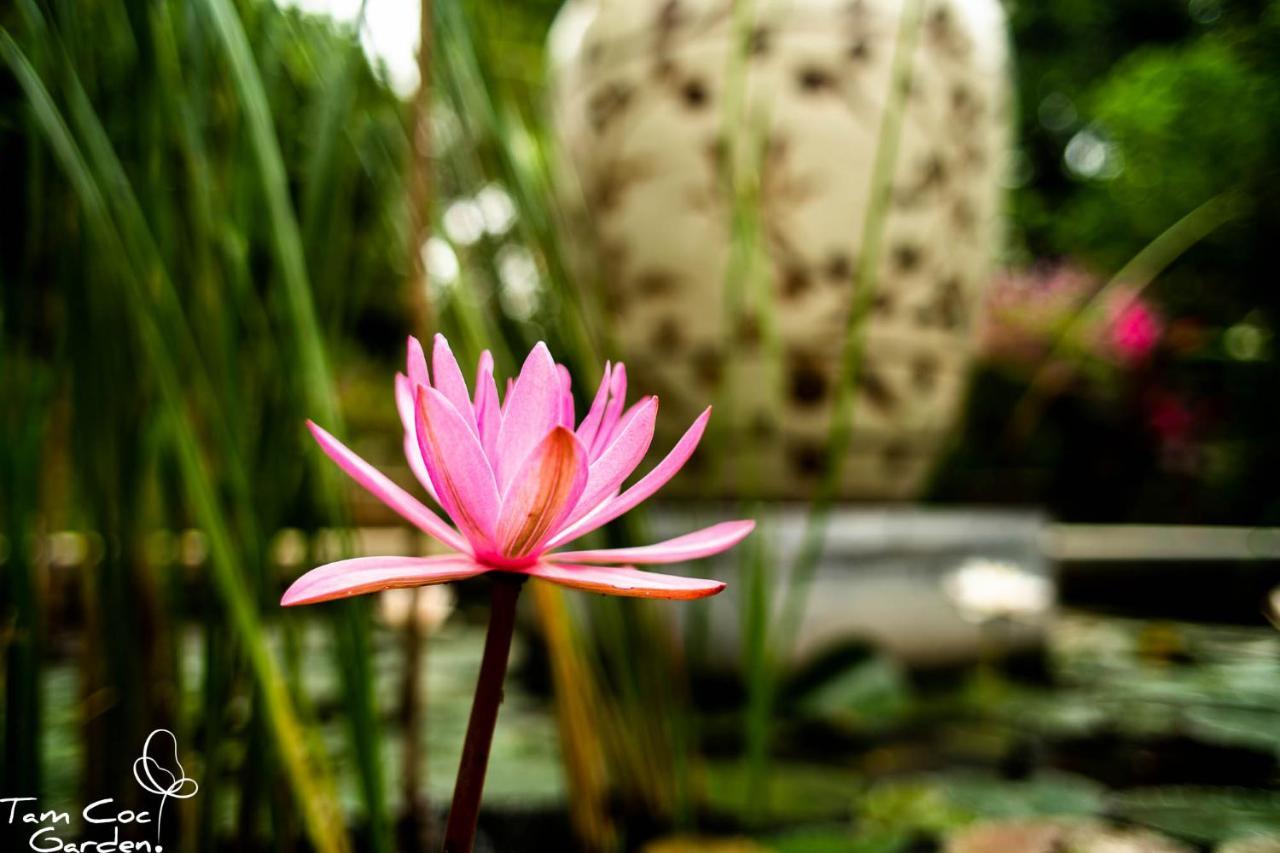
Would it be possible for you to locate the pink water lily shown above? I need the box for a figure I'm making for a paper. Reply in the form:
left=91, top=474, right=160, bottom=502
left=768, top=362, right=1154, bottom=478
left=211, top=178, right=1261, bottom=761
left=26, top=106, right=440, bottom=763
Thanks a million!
left=283, top=335, right=752, bottom=606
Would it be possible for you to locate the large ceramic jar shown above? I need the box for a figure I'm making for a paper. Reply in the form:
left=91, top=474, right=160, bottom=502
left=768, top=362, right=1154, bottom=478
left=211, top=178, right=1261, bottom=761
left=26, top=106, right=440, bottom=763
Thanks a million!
left=549, top=0, right=1011, bottom=499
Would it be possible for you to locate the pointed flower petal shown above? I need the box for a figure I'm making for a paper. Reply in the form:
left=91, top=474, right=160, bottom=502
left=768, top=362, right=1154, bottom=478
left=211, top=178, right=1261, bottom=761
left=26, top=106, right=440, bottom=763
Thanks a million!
left=547, top=407, right=712, bottom=549
left=495, top=427, right=588, bottom=560
left=407, top=335, right=430, bottom=390
left=556, top=363, right=575, bottom=428
left=516, top=562, right=725, bottom=599
left=591, top=363, right=628, bottom=458
left=415, top=387, right=501, bottom=548
left=575, top=362, right=611, bottom=449
left=496, top=342, right=560, bottom=492
left=282, top=555, right=488, bottom=606
left=553, top=520, right=755, bottom=565
left=432, top=333, right=478, bottom=435
left=562, top=396, right=657, bottom=527
left=395, top=373, right=439, bottom=500
left=307, top=421, right=467, bottom=552
left=474, top=350, right=495, bottom=407
left=474, top=350, right=501, bottom=464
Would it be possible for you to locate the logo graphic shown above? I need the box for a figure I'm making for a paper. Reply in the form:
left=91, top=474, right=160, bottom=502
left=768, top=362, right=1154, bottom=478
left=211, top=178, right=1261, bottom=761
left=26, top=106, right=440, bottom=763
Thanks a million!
left=132, top=729, right=199, bottom=839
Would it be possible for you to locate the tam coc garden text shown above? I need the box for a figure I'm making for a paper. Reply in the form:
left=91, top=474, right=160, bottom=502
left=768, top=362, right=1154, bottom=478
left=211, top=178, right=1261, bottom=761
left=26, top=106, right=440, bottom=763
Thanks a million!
left=2, top=0, right=1279, bottom=851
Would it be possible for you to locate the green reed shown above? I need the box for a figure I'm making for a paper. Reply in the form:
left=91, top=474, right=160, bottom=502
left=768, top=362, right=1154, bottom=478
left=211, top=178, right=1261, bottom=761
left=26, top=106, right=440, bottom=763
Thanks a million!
left=1, top=0, right=413, bottom=847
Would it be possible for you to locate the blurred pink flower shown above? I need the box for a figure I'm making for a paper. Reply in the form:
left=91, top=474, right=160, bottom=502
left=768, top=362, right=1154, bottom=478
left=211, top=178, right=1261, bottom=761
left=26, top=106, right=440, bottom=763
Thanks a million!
left=283, top=335, right=752, bottom=606
left=980, top=264, right=1098, bottom=363
left=982, top=264, right=1165, bottom=370
left=1107, top=294, right=1163, bottom=363
left=1147, top=392, right=1194, bottom=446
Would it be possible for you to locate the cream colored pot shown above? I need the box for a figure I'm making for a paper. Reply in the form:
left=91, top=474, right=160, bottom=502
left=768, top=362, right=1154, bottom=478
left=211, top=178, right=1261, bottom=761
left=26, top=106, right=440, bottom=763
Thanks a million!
left=549, top=0, right=1011, bottom=499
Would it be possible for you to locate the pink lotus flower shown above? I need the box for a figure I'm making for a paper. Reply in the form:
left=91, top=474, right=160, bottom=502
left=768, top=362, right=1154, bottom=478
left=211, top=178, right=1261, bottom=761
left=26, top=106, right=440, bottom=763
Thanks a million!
left=283, top=335, right=752, bottom=606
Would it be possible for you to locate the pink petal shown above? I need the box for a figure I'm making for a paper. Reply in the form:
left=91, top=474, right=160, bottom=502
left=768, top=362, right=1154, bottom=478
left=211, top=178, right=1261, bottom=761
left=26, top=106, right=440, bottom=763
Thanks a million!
left=282, top=554, right=487, bottom=606
left=516, top=562, right=725, bottom=600
left=494, top=427, right=588, bottom=560
left=561, top=396, right=657, bottom=528
left=591, top=363, right=628, bottom=458
left=307, top=421, right=467, bottom=553
left=432, top=334, right=478, bottom=435
left=546, top=407, right=711, bottom=549
left=474, top=350, right=495, bottom=408
left=395, top=373, right=439, bottom=501
left=415, top=387, right=501, bottom=548
left=474, top=350, right=501, bottom=464
left=406, top=335, right=430, bottom=390
left=502, top=377, right=515, bottom=414
left=552, top=520, right=754, bottom=564
left=496, top=342, right=561, bottom=492
left=608, top=397, right=654, bottom=452
left=556, top=363, right=576, bottom=428
left=574, top=362, right=612, bottom=449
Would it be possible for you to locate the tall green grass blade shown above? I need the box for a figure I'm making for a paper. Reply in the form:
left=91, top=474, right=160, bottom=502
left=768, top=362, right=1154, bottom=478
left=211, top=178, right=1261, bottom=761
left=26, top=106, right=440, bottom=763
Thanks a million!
left=198, top=0, right=339, bottom=430
left=0, top=352, right=52, bottom=795
left=196, top=3, right=391, bottom=846
left=774, top=0, right=925, bottom=664
left=741, top=0, right=926, bottom=819
left=0, top=30, right=350, bottom=853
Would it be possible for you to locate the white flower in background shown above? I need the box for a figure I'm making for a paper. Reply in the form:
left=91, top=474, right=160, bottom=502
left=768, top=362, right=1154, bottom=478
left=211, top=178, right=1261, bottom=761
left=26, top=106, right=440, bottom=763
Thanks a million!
left=443, top=199, right=486, bottom=246
left=380, top=584, right=456, bottom=636
left=476, top=184, right=517, bottom=236
left=421, top=237, right=460, bottom=291
left=944, top=558, right=1054, bottom=622
left=496, top=244, right=541, bottom=320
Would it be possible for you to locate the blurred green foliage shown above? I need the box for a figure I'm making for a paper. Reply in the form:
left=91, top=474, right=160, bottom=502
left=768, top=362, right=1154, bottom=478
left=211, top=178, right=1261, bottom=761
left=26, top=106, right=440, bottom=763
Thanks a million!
left=936, top=0, right=1280, bottom=524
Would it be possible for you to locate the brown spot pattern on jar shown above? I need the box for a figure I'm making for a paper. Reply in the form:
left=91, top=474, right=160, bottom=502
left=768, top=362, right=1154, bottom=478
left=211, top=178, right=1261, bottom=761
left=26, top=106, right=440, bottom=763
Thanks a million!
left=603, top=284, right=628, bottom=317
left=704, top=136, right=728, bottom=172
left=921, top=153, right=948, bottom=189
left=892, top=243, right=923, bottom=273
left=881, top=441, right=911, bottom=474
left=651, top=316, right=685, bottom=353
left=914, top=277, right=967, bottom=329
left=912, top=354, right=940, bottom=392
left=926, top=6, right=972, bottom=59
left=589, top=160, right=650, bottom=213
left=951, top=197, right=977, bottom=233
left=652, top=56, right=678, bottom=83
left=780, top=264, right=812, bottom=299
left=788, top=354, right=828, bottom=408
left=797, top=66, right=837, bottom=94
left=634, top=269, right=678, bottom=299
left=951, top=85, right=985, bottom=128
left=680, top=77, right=710, bottom=110
left=847, top=39, right=871, bottom=62
left=824, top=251, right=853, bottom=283
left=749, top=413, right=778, bottom=440
left=691, top=344, right=724, bottom=387
left=935, top=277, right=966, bottom=329
left=587, top=81, right=634, bottom=134
left=749, top=26, right=772, bottom=57
left=657, top=0, right=685, bottom=32
left=788, top=440, right=827, bottom=477
left=856, top=364, right=897, bottom=412
left=871, top=291, right=896, bottom=317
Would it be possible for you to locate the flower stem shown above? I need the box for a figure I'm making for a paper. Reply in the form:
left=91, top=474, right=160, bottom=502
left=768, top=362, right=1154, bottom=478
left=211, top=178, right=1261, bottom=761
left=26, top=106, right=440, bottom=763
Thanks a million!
left=442, top=573, right=525, bottom=852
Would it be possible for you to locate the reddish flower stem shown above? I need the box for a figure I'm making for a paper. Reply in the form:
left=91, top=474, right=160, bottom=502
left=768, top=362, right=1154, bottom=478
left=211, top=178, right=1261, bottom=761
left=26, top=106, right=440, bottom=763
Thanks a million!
left=442, top=573, right=525, bottom=852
